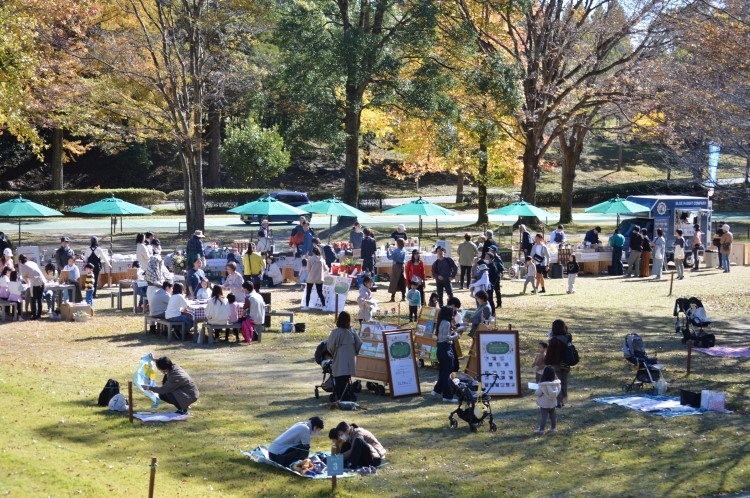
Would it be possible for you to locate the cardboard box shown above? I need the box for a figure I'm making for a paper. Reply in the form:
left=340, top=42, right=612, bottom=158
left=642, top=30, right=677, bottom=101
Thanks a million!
left=61, top=302, right=94, bottom=322
left=729, top=243, right=745, bottom=266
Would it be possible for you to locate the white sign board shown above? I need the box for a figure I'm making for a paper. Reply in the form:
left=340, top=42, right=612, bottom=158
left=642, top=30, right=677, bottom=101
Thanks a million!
left=15, top=246, right=40, bottom=265
left=383, top=330, right=421, bottom=398
left=477, top=330, right=521, bottom=397
left=299, top=275, right=349, bottom=312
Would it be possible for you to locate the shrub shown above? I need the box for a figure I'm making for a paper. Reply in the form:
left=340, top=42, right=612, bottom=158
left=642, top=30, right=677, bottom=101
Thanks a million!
left=535, top=179, right=703, bottom=206
left=167, top=189, right=269, bottom=210
left=220, top=116, right=290, bottom=184
left=0, top=189, right=167, bottom=211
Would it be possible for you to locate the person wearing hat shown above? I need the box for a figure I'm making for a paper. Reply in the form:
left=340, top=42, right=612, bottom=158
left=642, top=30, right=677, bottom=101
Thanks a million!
left=55, top=237, right=75, bottom=271
left=83, top=237, right=111, bottom=298
left=385, top=238, right=407, bottom=302
left=719, top=224, right=733, bottom=273
left=390, top=224, right=408, bottom=241
left=431, top=246, right=457, bottom=306
left=469, top=263, right=491, bottom=297
left=405, top=249, right=426, bottom=305
left=457, top=233, right=478, bottom=290
left=2, top=247, right=14, bottom=271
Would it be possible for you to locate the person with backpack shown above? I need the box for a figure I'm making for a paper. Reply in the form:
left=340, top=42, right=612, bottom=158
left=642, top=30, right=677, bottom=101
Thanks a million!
left=549, top=225, right=567, bottom=245
left=83, top=236, right=110, bottom=298
left=544, top=319, right=576, bottom=408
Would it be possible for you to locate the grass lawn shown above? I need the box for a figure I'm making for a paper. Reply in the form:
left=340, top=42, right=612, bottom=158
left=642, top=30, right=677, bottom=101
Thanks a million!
left=2, top=243, right=750, bottom=497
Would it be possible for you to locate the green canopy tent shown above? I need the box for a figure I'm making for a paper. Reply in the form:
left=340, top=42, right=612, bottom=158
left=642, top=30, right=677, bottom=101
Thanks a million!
left=71, top=195, right=155, bottom=250
left=228, top=196, right=310, bottom=245
left=0, top=195, right=63, bottom=245
left=298, top=197, right=369, bottom=243
left=383, top=197, right=456, bottom=239
left=584, top=196, right=650, bottom=226
left=487, top=200, right=555, bottom=221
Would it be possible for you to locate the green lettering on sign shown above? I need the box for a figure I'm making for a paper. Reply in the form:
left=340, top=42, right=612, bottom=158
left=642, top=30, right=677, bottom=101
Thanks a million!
left=486, top=341, right=510, bottom=354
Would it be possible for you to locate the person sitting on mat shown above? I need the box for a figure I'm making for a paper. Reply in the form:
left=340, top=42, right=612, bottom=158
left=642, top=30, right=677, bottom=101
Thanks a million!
left=335, top=421, right=386, bottom=469
left=268, top=416, right=325, bottom=468
left=141, top=356, right=199, bottom=415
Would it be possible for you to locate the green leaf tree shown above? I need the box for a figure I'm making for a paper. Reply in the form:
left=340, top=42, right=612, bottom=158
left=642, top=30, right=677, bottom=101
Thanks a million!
left=220, top=116, right=290, bottom=185
left=272, top=0, right=438, bottom=206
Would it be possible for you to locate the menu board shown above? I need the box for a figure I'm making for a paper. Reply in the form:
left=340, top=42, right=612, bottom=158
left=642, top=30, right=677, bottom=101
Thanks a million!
left=383, top=330, right=421, bottom=398
left=475, top=330, right=521, bottom=397
left=299, top=274, right=350, bottom=312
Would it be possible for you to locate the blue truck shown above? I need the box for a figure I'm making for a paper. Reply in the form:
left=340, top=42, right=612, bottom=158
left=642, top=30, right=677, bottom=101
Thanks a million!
left=617, top=195, right=713, bottom=260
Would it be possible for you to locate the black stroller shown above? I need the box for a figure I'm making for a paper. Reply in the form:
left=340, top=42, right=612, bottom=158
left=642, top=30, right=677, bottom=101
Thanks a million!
left=674, top=297, right=715, bottom=347
left=313, top=340, right=361, bottom=401
left=622, top=333, right=665, bottom=393
left=448, top=372, right=499, bottom=433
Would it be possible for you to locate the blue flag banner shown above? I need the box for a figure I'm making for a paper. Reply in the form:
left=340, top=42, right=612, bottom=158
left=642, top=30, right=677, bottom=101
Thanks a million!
left=708, top=143, right=720, bottom=196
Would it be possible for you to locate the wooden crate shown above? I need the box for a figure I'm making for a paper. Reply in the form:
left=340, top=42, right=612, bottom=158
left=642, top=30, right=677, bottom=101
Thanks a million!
left=729, top=243, right=745, bottom=266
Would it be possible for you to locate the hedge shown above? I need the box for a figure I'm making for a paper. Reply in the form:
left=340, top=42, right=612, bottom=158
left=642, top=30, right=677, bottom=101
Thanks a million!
left=0, top=189, right=168, bottom=211
left=534, top=179, right=703, bottom=207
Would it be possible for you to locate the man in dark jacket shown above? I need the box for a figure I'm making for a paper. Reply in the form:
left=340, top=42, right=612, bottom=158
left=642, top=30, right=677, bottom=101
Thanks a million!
left=55, top=236, right=75, bottom=270
left=360, top=228, right=377, bottom=274
left=486, top=245, right=504, bottom=310
left=432, top=246, right=457, bottom=306
left=626, top=226, right=643, bottom=278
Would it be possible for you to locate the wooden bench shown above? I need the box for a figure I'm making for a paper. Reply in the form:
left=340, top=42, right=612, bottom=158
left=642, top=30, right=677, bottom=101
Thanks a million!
left=143, top=315, right=187, bottom=342
left=199, top=322, right=247, bottom=344
left=0, top=299, right=18, bottom=321
left=268, top=310, right=294, bottom=326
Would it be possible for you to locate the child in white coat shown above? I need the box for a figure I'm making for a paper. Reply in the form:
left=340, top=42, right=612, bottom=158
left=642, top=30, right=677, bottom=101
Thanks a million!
left=535, top=366, right=561, bottom=434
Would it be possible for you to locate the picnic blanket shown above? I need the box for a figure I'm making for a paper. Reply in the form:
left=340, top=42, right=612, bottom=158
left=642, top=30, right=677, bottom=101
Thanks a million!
left=593, top=395, right=704, bottom=418
left=133, top=412, right=192, bottom=423
left=693, top=346, right=750, bottom=358
left=242, top=447, right=360, bottom=479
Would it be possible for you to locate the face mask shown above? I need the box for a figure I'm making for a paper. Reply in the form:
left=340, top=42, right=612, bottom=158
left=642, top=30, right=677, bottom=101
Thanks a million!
left=339, top=433, right=349, bottom=442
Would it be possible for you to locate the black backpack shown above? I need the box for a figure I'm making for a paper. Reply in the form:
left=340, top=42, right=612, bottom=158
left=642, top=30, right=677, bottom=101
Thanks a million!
left=97, top=379, right=120, bottom=406
left=558, top=336, right=580, bottom=367
left=87, top=248, right=101, bottom=272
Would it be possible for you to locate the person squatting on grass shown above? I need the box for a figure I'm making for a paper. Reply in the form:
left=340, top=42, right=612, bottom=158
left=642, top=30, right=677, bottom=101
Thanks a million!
left=534, top=366, right=561, bottom=435
left=268, top=416, right=325, bottom=467
left=141, top=356, right=199, bottom=415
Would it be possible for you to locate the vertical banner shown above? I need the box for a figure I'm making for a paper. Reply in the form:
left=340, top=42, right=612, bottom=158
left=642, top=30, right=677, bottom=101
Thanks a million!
left=707, top=143, right=720, bottom=197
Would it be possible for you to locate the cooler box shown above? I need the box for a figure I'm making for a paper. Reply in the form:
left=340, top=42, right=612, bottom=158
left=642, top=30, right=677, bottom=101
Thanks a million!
left=61, top=302, right=93, bottom=321
left=550, top=263, right=563, bottom=279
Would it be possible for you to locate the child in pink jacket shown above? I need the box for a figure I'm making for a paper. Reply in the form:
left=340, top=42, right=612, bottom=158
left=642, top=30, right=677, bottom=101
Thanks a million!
left=534, top=366, right=561, bottom=434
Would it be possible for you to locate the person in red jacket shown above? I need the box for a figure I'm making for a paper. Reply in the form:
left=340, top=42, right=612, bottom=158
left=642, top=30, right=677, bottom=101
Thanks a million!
left=405, top=249, right=426, bottom=305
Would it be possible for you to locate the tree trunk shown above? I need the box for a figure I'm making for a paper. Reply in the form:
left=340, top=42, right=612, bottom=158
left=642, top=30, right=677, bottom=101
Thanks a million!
left=190, top=145, right=205, bottom=231
left=558, top=119, right=590, bottom=224
left=51, top=128, right=64, bottom=190
left=476, top=136, right=489, bottom=225
left=745, top=156, right=749, bottom=186
left=342, top=90, right=362, bottom=207
left=617, top=139, right=623, bottom=172
left=455, top=166, right=465, bottom=204
left=520, top=135, right=540, bottom=204
left=206, top=102, right=221, bottom=188
left=180, top=150, right=193, bottom=232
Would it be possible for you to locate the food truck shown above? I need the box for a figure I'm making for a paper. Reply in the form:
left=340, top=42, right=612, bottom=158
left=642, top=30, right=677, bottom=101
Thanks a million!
left=618, top=195, right=712, bottom=260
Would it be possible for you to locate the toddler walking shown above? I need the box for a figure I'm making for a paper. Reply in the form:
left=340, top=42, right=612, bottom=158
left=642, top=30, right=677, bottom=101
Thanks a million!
left=84, top=263, right=95, bottom=308
left=534, top=366, right=561, bottom=434
left=406, top=278, right=421, bottom=322
left=566, top=254, right=580, bottom=294
left=521, top=256, right=537, bottom=294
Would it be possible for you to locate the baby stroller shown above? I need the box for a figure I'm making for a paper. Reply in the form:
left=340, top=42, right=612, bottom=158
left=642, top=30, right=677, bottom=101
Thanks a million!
left=673, top=297, right=715, bottom=347
left=448, top=372, right=498, bottom=433
left=313, top=340, right=361, bottom=401
left=622, top=333, right=665, bottom=393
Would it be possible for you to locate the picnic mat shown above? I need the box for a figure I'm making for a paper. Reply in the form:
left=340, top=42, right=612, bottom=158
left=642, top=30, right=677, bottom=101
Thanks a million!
left=693, top=346, right=750, bottom=358
left=593, top=395, right=704, bottom=418
left=133, top=412, right=192, bottom=423
left=242, top=447, right=360, bottom=479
